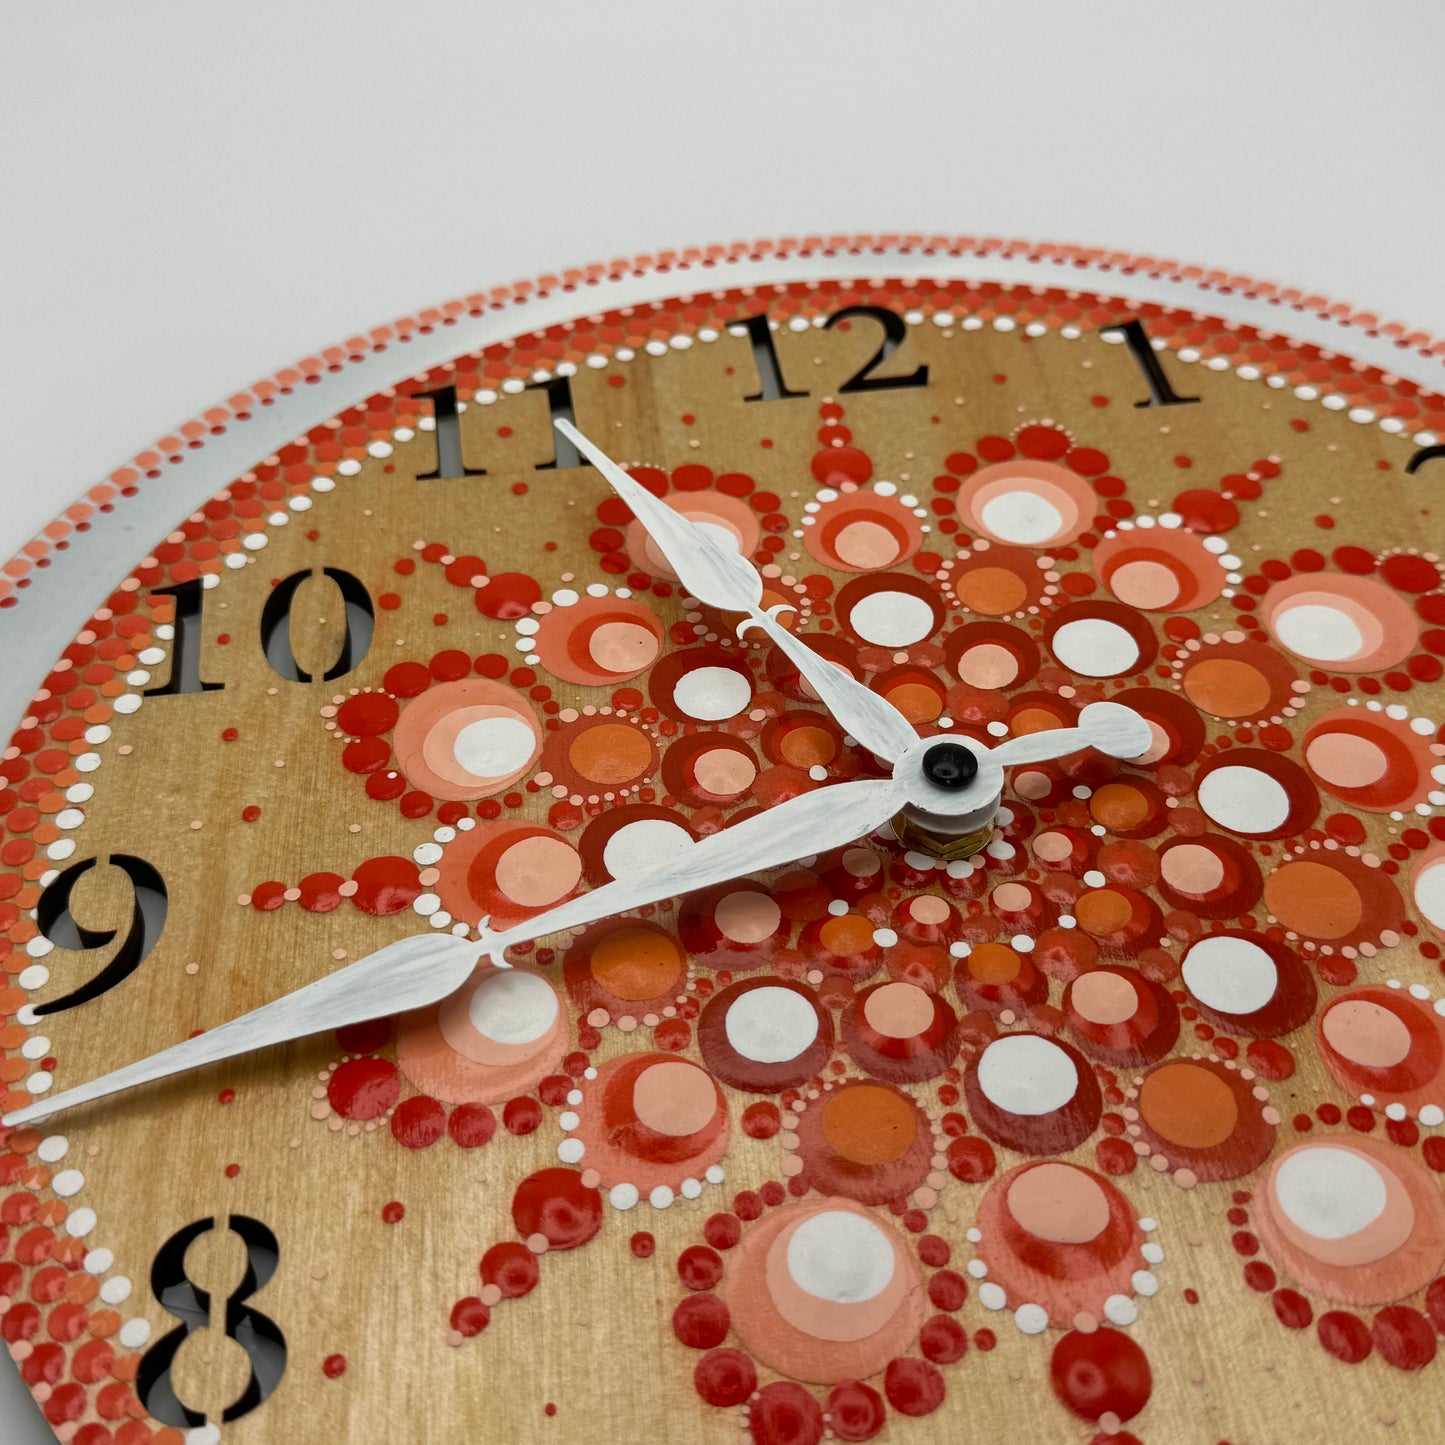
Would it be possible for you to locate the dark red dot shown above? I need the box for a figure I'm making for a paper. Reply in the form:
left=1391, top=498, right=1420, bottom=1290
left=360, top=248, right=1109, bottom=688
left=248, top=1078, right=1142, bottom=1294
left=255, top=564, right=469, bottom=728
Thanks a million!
left=693, top=1348, right=756, bottom=1408
left=1318, top=1310, right=1372, bottom=1364
left=448, top=1102, right=497, bottom=1148
left=326, top=1057, right=400, bottom=1121
left=1372, top=1305, right=1436, bottom=1370
left=672, top=1294, right=730, bottom=1349
left=826, top=1379, right=886, bottom=1441
left=511, top=1169, right=602, bottom=1251
left=750, top=1380, right=825, bottom=1444
left=630, top=1231, right=655, bottom=1259
left=480, top=1241, right=540, bottom=1299
left=381, top=1201, right=405, bottom=1225
left=322, top=1354, right=346, bottom=1379
left=1050, top=1328, right=1152, bottom=1422
left=883, top=1356, right=945, bottom=1417
left=677, top=1245, right=723, bottom=1291
left=503, top=1096, right=543, bottom=1135
left=450, top=1296, right=490, bottom=1337
left=390, top=1095, right=446, bottom=1148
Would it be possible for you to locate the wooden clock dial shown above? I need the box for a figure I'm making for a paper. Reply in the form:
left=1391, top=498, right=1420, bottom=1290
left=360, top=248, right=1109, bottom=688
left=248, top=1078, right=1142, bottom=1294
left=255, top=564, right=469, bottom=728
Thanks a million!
left=4, top=246, right=1445, bottom=1445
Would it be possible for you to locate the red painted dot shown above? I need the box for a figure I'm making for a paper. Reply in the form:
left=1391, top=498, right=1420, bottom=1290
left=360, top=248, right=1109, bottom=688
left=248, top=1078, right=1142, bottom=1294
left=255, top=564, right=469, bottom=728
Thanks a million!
left=390, top=1095, right=447, bottom=1149
left=884, top=1356, right=946, bottom=1417
left=450, top=1296, right=490, bottom=1337
left=630, top=1231, right=655, bottom=1259
left=693, top=1347, right=756, bottom=1408
left=326, top=1057, right=400, bottom=1120
left=672, top=1294, right=730, bottom=1350
left=1318, top=1310, right=1372, bottom=1364
left=826, top=1379, right=886, bottom=1442
left=1050, top=1328, right=1152, bottom=1423
left=750, top=1380, right=825, bottom=1444
left=480, top=1241, right=540, bottom=1299
left=321, top=1354, right=347, bottom=1379
left=381, top=1201, right=405, bottom=1224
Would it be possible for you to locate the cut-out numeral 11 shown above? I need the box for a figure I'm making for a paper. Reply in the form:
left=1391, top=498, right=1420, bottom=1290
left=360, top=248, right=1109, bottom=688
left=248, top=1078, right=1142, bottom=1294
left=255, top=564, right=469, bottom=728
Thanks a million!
left=1102, top=319, right=1201, bottom=408
left=415, top=376, right=580, bottom=477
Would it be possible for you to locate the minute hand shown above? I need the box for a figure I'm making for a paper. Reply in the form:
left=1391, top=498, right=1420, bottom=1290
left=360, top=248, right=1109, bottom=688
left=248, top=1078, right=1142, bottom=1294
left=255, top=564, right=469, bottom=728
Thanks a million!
left=556, top=419, right=918, bottom=764
left=479, top=773, right=910, bottom=962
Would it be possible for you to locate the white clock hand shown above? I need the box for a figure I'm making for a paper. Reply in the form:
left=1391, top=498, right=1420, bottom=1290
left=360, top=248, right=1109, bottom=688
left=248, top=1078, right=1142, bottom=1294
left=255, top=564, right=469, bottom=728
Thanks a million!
left=557, top=419, right=919, bottom=764
left=3, top=775, right=910, bottom=1125
left=475, top=772, right=910, bottom=961
left=988, top=701, right=1152, bottom=767
left=2, top=933, right=481, bottom=1127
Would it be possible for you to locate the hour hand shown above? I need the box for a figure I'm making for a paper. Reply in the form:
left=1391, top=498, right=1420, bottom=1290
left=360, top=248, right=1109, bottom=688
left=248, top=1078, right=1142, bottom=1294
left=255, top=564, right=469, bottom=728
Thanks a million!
left=556, top=419, right=918, bottom=764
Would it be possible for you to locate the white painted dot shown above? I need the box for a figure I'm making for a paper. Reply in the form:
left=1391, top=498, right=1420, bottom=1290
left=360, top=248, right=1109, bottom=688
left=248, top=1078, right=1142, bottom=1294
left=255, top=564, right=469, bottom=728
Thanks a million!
left=1181, top=935, right=1279, bottom=1016
left=118, top=1318, right=151, bottom=1348
left=1197, top=765, right=1291, bottom=834
left=1274, top=1147, right=1387, bottom=1239
left=1014, top=1302, right=1050, bottom=1334
left=468, top=969, right=558, bottom=1044
left=602, top=818, right=694, bottom=879
left=51, top=1169, right=84, bottom=1197
left=100, top=1276, right=132, bottom=1305
left=649, top=1185, right=675, bottom=1209
left=980, top=490, right=1064, bottom=545
left=725, top=986, right=819, bottom=1063
left=1414, top=861, right=1445, bottom=930
left=1050, top=618, right=1139, bottom=677
left=36, top=1135, right=68, bottom=1163
left=64, top=1207, right=96, bottom=1237
left=976, top=1034, right=1078, bottom=1115
left=1103, top=1294, right=1138, bottom=1326
left=672, top=665, right=752, bottom=721
left=557, top=1138, right=585, bottom=1164
left=978, top=1281, right=1006, bottom=1310
left=847, top=590, right=936, bottom=647
left=452, top=715, right=536, bottom=777
left=786, top=1211, right=895, bottom=1303
left=84, top=1248, right=114, bottom=1274
left=1272, top=603, right=1364, bottom=663
left=609, top=1183, right=640, bottom=1210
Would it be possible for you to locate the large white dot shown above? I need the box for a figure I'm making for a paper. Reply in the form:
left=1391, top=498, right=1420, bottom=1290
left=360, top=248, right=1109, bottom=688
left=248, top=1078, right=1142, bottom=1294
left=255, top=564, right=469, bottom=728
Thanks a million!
left=602, top=818, right=694, bottom=879
left=980, top=489, right=1064, bottom=544
left=1272, top=603, right=1365, bottom=663
left=848, top=590, right=936, bottom=647
left=976, top=1034, right=1078, bottom=1116
left=1414, top=861, right=1445, bottom=930
left=1197, top=765, right=1291, bottom=833
left=786, top=1212, right=895, bottom=1303
left=725, top=987, right=819, bottom=1063
left=468, top=969, right=558, bottom=1044
left=673, top=666, right=751, bottom=721
left=452, top=715, right=536, bottom=776
left=1274, top=1147, right=1388, bottom=1239
left=1182, top=935, right=1278, bottom=1016
left=1049, top=618, right=1139, bottom=677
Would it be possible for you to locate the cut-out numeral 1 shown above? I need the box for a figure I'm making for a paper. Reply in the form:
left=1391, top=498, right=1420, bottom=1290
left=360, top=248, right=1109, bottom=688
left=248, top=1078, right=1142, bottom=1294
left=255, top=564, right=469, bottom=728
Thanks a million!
left=528, top=375, right=580, bottom=469
left=1102, top=319, right=1200, bottom=408
left=137, top=1215, right=287, bottom=1428
left=260, top=567, right=375, bottom=683
left=33, top=855, right=167, bottom=1016
left=414, top=384, right=487, bottom=480
left=1406, top=445, right=1445, bottom=475
left=741, top=306, right=929, bottom=401
left=144, top=580, right=224, bottom=697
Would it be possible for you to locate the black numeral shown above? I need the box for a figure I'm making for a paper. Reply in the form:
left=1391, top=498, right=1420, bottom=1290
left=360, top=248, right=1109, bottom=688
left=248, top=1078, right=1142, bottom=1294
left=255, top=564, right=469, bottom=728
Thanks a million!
left=741, top=307, right=928, bottom=401
left=826, top=306, right=930, bottom=393
left=261, top=567, right=375, bottom=683
left=33, top=855, right=166, bottom=1017
left=1102, top=319, right=1200, bottom=408
left=738, top=313, right=808, bottom=402
left=1406, top=445, right=1445, bottom=475
left=144, top=581, right=224, bottom=697
left=137, top=1216, right=287, bottom=1428
left=528, top=374, right=582, bottom=469
left=414, top=384, right=487, bottom=481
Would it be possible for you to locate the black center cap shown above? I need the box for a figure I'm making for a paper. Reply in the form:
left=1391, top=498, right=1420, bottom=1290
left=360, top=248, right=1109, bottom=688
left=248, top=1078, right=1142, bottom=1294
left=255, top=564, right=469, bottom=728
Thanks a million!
left=921, top=741, right=978, bottom=790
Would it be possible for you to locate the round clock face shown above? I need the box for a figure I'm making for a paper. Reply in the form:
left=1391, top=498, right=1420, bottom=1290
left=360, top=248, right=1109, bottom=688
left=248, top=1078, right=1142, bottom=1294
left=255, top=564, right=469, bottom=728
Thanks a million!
left=4, top=242, right=1445, bottom=1445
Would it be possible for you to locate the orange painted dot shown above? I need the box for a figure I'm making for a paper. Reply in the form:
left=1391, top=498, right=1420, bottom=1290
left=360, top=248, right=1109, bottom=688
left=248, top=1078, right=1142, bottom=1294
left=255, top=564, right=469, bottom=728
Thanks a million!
left=1139, top=1062, right=1238, bottom=1149
left=1183, top=658, right=1272, bottom=718
left=957, top=567, right=1028, bottom=615
left=1263, top=861, right=1363, bottom=940
left=1010, top=708, right=1065, bottom=737
left=779, top=725, right=837, bottom=769
left=567, top=722, right=651, bottom=785
left=820, top=1084, right=917, bottom=1165
left=819, top=914, right=876, bottom=956
left=968, top=942, right=1022, bottom=985
left=886, top=683, right=943, bottom=724
left=1089, top=783, right=1151, bottom=830
left=1075, top=890, right=1133, bottom=937
left=590, top=927, right=684, bottom=1001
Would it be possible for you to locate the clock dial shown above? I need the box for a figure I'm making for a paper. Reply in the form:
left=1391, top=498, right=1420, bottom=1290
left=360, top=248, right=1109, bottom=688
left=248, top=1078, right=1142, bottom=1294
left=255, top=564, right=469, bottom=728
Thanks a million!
left=4, top=246, right=1445, bottom=1445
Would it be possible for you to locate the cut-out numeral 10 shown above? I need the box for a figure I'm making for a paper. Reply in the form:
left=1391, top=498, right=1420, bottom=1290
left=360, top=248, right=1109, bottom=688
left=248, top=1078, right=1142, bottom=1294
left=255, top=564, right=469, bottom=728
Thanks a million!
left=740, top=306, right=930, bottom=402
left=137, top=1215, right=287, bottom=1428
left=145, top=568, right=375, bottom=696
left=33, top=854, right=167, bottom=1016
left=414, top=374, right=581, bottom=478
left=1102, top=319, right=1201, bottom=408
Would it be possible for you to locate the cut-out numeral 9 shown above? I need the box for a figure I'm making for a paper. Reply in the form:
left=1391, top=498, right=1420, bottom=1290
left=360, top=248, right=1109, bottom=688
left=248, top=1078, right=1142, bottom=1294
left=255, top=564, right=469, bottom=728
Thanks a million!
left=33, top=855, right=167, bottom=1017
left=741, top=306, right=929, bottom=401
left=137, top=1215, right=287, bottom=1428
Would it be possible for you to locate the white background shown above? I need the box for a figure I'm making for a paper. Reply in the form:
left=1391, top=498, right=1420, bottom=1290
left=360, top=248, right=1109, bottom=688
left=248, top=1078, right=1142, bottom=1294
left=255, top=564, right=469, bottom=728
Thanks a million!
left=1, top=3, right=1443, bottom=1440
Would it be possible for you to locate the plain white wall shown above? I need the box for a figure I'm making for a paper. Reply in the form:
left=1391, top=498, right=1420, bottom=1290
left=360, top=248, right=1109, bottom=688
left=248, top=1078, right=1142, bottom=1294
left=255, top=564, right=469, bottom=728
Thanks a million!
left=1, top=3, right=1443, bottom=1440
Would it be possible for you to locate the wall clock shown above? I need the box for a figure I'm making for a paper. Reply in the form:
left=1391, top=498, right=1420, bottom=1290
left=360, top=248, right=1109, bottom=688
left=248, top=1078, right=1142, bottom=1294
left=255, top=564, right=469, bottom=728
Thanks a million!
left=3, top=235, right=1445, bottom=1445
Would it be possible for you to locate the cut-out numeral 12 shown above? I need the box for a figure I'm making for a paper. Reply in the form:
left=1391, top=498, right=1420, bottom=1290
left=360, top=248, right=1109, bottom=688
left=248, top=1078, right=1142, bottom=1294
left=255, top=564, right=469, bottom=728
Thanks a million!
left=137, top=1215, right=287, bottom=1428
left=33, top=854, right=167, bottom=1016
left=1102, top=319, right=1200, bottom=408
left=741, top=306, right=930, bottom=401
